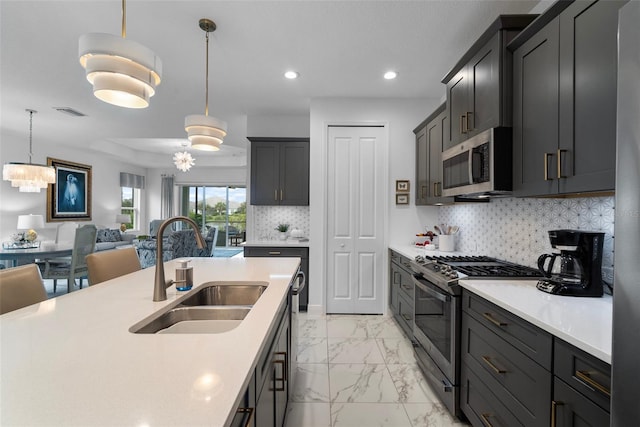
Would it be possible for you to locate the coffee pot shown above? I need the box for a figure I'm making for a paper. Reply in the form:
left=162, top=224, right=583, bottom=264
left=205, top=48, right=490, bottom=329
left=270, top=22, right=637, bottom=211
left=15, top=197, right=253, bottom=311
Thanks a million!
left=536, top=229, right=605, bottom=297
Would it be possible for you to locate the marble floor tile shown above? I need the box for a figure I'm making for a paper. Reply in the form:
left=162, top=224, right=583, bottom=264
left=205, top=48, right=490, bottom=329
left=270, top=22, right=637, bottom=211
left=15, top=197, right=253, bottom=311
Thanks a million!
left=387, top=364, right=441, bottom=403
left=403, top=402, right=469, bottom=427
left=298, top=337, right=329, bottom=364
left=285, top=402, right=332, bottom=427
left=326, top=315, right=370, bottom=338
left=331, top=403, right=412, bottom=427
left=365, top=316, right=406, bottom=338
left=299, top=316, right=328, bottom=338
left=292, top=364, right=330, bottom=403
left=329, top=363, right=400, bottom=403
left=328, top=338, right=385, bottom=364
left=376, top=338, right=416, bottom=364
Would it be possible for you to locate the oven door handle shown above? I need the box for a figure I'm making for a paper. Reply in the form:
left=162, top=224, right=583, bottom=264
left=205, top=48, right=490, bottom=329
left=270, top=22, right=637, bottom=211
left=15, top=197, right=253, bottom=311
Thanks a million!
left=413, top=277, right=450, bottom=303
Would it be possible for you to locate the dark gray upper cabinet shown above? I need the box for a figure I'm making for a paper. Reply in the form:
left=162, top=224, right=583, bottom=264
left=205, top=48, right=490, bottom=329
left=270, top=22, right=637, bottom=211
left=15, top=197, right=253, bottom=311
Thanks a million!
left=415, top=104, right=454, bottom=206
left=511, top=0, right=625, bottom=197
left=442, top=15, right=537, bottom=150
left=249, top=137, right=309, bottom=205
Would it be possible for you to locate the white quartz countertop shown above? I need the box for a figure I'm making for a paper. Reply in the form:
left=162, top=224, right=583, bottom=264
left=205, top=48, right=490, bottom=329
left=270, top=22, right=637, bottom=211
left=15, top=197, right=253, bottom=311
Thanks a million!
left=388, top=244, right=612, bottom=364
left=459, top=279, right=612, bottom=364
left=242, top=239, right=309, bottom=247
left=0, top=257, right=301, bottom=426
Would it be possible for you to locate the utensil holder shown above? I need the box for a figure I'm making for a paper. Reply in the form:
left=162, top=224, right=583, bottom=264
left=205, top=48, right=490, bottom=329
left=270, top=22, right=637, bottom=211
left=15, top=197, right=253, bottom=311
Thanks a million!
left=439, top=235, right=455, bottom=252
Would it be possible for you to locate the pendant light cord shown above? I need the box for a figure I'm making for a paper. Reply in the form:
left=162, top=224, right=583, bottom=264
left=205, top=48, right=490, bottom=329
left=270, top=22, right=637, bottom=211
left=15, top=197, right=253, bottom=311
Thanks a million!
left=205, top=30, right=209, bottom=117
left=27, top=109, right=36, bottom=164
left=121, top=0, right=127, bottom=38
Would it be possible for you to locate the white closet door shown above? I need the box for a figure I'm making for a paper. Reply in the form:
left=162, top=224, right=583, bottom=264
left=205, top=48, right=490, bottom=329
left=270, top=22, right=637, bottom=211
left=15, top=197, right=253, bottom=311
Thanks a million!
left=326, top=125, right=386, bottom=314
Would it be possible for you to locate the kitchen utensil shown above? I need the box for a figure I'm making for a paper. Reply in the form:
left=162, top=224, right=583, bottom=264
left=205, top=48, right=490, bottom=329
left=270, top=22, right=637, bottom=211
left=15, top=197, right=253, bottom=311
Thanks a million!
left=450, top=225, right=459, bottom=234
left=434, top=225, right=442, bottom=235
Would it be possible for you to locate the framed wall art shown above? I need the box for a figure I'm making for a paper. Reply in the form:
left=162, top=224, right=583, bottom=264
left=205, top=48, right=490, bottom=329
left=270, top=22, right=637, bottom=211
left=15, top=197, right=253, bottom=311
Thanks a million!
left=396, top=193, right=409, bottom=205
left=395, top=180, right=410, bottom=192
left=47, top=157, right=92, bottom=222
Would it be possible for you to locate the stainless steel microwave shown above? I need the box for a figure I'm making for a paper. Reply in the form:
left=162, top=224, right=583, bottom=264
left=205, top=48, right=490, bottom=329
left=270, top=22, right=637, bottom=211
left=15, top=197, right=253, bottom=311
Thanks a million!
left=441, top=127, right=512, bottom=197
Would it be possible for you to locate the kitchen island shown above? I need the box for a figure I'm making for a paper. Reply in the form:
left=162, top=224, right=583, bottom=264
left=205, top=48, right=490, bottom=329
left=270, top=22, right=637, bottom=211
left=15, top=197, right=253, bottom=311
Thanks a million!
left=0, top=256, right=301, bottom=426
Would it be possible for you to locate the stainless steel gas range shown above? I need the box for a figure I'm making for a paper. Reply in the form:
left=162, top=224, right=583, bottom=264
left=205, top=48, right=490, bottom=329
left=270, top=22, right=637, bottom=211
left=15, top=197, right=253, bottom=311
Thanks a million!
left=409, top=255, right=542, bottom=418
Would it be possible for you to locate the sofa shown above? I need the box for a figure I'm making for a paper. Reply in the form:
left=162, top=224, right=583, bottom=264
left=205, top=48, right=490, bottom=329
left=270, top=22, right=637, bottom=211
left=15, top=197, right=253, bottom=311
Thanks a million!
left=135, top=228, right=216, bottom=268
left=94, top=228, right=136, bottom=251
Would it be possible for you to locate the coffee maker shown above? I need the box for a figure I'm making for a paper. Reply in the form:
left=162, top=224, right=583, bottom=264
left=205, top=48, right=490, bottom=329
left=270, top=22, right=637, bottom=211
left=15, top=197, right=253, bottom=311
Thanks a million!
left=537, top=229, right=605, bottom=297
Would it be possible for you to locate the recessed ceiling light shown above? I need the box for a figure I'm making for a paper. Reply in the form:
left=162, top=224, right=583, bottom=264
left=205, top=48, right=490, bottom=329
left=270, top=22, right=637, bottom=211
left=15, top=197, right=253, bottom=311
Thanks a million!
left=383, top=71, right=398, bottom=80
left=284, top=71, right=299, bottom=79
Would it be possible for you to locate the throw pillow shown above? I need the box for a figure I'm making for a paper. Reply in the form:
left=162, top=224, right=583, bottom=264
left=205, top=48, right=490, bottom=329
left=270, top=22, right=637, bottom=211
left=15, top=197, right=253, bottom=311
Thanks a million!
left=96, top=229, right=122, bottom=243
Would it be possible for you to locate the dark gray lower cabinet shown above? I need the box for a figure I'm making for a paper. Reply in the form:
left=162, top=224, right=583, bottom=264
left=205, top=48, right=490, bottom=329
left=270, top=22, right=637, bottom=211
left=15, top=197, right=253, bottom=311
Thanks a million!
left=231, top=372, right=256, bottom=427
left=244, top=246, right=309, bottom=311
left=388, top=250, right=415, bottom=340
left=254, top=296, right=291, bottom=427
left=553, top=378, right=609, bottom=427
left=460, top=290, right=552, bottom=427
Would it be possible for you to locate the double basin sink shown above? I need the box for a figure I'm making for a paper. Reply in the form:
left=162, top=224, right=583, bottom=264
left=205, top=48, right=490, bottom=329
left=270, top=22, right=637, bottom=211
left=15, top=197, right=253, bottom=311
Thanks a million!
left=130, top=281, right=268, bottom=334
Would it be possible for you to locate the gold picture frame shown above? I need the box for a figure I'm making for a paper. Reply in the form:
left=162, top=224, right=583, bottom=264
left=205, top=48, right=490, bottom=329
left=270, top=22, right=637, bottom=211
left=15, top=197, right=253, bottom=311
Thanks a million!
left=396, top=193, right=409, bottom=205
left=396, top=180, right=410, bottom=192
left=47, top=157, right=92, bottom=222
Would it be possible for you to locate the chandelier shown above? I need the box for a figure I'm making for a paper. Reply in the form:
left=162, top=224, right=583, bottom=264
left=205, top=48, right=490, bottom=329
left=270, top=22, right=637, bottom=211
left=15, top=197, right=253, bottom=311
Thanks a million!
left=78, top=0, right=162, bottom=108
left=173, top=143, right=195, bottom=172
left=2, top=110, right=55, bottom=192
left=185, top=18, right=227, bottom=151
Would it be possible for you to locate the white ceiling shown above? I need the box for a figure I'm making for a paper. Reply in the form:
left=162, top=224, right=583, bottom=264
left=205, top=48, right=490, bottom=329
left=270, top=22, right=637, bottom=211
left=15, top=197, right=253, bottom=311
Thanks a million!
left=1, top=0, right=541, bottom=169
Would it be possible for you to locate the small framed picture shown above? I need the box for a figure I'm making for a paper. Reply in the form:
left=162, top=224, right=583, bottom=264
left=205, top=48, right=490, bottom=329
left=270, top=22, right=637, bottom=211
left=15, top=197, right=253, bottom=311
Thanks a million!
left=396, top=193, right=409, bottom=205
left=396, top=180, right=410, bottom=192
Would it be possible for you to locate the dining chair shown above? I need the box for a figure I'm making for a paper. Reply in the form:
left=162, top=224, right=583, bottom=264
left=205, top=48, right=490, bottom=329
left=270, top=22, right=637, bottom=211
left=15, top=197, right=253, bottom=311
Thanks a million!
left=55, top=222, right=78, bottom=244
left=38, top=224, right=97, bottom=293
left=86, top=247, right=141, bottom=286
left=0, top=264, right=48, bottom=315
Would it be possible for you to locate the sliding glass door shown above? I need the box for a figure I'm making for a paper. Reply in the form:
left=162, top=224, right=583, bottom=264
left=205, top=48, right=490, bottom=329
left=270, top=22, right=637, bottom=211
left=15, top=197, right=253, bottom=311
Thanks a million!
left=180, top=186, right=246, bottom=247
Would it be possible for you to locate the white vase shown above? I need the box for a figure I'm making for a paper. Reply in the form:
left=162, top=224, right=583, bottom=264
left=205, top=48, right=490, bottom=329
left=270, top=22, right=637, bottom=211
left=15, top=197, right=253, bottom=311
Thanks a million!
left=278, top=232, right=287, bottom=240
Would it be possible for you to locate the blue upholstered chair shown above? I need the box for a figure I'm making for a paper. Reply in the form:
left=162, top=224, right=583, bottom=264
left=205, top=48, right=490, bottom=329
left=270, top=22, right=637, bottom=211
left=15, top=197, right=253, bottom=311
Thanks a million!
left=135, top=228, right=213, bottom=268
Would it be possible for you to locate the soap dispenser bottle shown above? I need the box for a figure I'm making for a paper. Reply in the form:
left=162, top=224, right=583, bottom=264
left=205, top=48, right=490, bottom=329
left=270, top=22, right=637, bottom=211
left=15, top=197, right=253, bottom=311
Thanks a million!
left=175, top=259, right=194, bottom=291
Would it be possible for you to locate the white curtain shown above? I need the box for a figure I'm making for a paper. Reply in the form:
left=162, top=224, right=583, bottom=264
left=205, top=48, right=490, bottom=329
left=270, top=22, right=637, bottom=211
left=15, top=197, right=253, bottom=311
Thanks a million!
left=161, top=174, right=174, bottom=219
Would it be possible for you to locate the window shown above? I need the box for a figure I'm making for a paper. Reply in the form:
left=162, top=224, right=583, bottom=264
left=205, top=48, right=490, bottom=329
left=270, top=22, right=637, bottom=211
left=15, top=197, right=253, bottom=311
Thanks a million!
left=180, top=186, right=246, bottom=247
left=120, top=187, right=140, bottom=230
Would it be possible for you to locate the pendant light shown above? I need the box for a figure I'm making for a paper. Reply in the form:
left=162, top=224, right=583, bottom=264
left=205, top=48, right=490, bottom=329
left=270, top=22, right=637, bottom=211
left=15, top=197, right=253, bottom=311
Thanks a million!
left=2, top=110, right=55, bottom=193
left=185, top=19, right=227, bottom=151
left=78, top=0, right=162, bottom=109
left=173, top=143, right=195, bottom=172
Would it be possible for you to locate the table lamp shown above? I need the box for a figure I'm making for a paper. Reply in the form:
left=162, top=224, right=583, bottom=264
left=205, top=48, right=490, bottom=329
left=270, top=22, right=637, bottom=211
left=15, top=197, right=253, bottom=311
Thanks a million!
left=116, top=214, right=130, bottom=232
left=16, top=214, right=44, bottom=242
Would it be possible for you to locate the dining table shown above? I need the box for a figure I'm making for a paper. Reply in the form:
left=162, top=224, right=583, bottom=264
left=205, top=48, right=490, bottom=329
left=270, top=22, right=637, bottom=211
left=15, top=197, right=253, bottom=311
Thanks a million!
left=0, top=243, right=73, bottom=268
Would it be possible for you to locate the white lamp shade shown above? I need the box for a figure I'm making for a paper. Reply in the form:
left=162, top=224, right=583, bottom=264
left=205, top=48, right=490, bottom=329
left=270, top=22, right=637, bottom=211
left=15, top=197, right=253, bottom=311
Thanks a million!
left=185, top=114, right=227, bottom=151
left=79, top=33, right=162, bottom=109
left=17, top=214, right=45, bottom=230
left=115, top=214, right=130, bottom=223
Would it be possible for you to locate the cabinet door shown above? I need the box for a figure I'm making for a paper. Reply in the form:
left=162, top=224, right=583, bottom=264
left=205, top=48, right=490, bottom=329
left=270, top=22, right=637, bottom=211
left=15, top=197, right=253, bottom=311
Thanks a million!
left=512, top=18, right=560, bottom=197
left=468, top=33, right=501, bottom=137
left=274, top=314, right=290, bottom=427
left=557, top=0, right=622, bottom=194
left=553, top=377, right=610, bottom=427
left=251, top=142, right=280, bottom=205
left=389, top=261, right=400, bottom=314
left=426, top=111, right=454, bottom=205
left=256, top=364, right=276, bottom=427
left=445, top=69, right=469, bottom=149
left=280, top=141, right=309, bottom=205
left=415, top=125, right=428, bottom=205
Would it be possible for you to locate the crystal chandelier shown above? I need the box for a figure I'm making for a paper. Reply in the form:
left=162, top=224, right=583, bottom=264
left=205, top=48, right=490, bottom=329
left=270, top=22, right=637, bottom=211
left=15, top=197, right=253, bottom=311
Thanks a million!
left=2, top=109, right=56, bottom=192
left=78, top=0, right=162, bottom=108
left=185, top=18, right=227, bottom=151
left=173, top=145, right=195, bottom=172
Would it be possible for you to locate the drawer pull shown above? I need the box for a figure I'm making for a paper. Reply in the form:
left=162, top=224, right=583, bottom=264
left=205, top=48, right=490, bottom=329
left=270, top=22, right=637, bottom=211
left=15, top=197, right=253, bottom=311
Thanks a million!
left=557, top=149, right=568, bottom=179
left=268, top=251, right=281, bottom=255
left=466, top=111, right=473, bottom=132
left=402, top=313, right=413, bottom=321
left=480, top=413, right=494, bottom=427
left=402, top=284, right=412, bottom=291
left=551, top=400, right=563, bottom=427
left=575, top=370, right=611, bottom=397
left=274, top=189, right=278, bottom=201
left=236, top=407, right=255, bottom=427
left=482, top=356, right=506, bottom=374
left=544, top=152, right=554, bottom=181
left=482, top=312, right=507, bottom=327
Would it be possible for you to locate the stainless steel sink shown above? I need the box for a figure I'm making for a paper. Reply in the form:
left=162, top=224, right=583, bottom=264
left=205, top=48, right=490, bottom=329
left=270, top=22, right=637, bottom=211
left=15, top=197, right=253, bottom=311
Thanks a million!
left=131, top=306, right=251, bottom=334
left=179, top=282, right=268, bottom=306
left=129, top=281, right=268, bottom=334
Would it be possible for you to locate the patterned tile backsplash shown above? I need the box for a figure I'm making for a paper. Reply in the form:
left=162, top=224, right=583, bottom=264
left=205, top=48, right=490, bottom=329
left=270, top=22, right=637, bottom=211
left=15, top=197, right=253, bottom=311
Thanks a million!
left=439, top=196, right=615, bottom=281
left=252, top=206, right=310, bottom=240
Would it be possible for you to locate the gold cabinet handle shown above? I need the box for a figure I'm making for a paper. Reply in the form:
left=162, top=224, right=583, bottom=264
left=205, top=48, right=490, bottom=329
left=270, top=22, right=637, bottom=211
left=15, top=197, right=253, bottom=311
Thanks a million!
left=421, top=185, right=427, bottom=198
left=482, top=312, right=507, bottom=327
left=551, top=400, right=563, bottom=427
left=480, top=413, right=494, bottom=427
left=236, top=407, right=255, bottom=427
left=557, top=149, right=567, bottom=179
left=544, top=152, right=554, bottom=181
left=436, top=182, right=442, bottom=197
left=460, top=114, right=467, bottom=134
left=268, top=251, right=281, bottom=255
left=402, top=313, right=413, bottom=321
left=466, top=111, right=473, bottom=132
left=274, top=189, right=278, bottom=201
left=575, top=370, right=611, bottom=397
left=433, top=182, right=438, bottom=197
left=280, top=189, right=283, bottom=201
left=482, top=355, right=507, bottom=374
